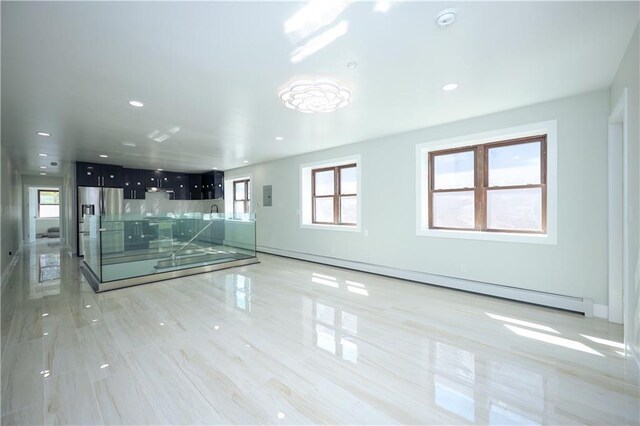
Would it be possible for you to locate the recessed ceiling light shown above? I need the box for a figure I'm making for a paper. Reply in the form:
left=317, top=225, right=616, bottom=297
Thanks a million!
left=37, top=132, right=51, bottom=137
left=40, top=172, right=46, bottom=176
left=347, top=61, right=358, bottom=70
left=279, top=79, right=351, bottom=113
left=40, top=166, right=47, bottom=169
left=99, top=154, right=108, bottom=158
left=38, top=153, right=48, bottom=157
left=442, top=83, right=459, bottom=91
left=121, top=141, right=137, bottom=148
left=436, top=8, right=457, bottom=27
left=274, top=136, right=284, bottom=141
left=212, top=167, right=219, bottom=170
left=243, top=160, right=249, bottom=164
left=129, top=100, right=144, bottom=108
left=157, top=168, right=163, bottom=171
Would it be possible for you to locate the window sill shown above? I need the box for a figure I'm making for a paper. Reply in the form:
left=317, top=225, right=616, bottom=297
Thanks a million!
left=301, top=223, right=361, bottom=233
left=417, top=227, right=556, bottom=245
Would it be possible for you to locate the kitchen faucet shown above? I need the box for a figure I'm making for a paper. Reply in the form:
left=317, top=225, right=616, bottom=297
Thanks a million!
left=210, top=204, right=219, bottom=213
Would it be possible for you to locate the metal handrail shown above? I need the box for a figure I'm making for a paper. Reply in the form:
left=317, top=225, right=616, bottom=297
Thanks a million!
left=168, top=221, right=215, bottom=264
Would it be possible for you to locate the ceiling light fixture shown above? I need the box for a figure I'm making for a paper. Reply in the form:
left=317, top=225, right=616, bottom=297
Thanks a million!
left=243, top=160, right=249, bottom=164
left=40, top=172, right=47, bottom=176
left=279, top=79, right=351, bottom=113
left=38, top=153, right=48, bottom=157
left=40, top=166, right=47, bottom=169
left=290, top=20, right=349, bottom=64
left=442, top=82, right=459, bottom=91
left=274, top=136, right=284, bottom=141
left=37, top=132, right=51, bottom=137
left=347, top=61, right=358, bottom=70
left=129, top=100, right=144, bottom=108
left=99, top=154, right=109, bottom=158
left=121, top=141, right=137, bottom=148
left=436, top=8, right=457, bottom=27
left=373, top=1, right=391, bottom=13
left=157, top=168, right=163, bottom=171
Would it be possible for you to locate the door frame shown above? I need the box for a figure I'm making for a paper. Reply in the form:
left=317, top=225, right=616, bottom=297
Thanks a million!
left=23, top=184, right=63, bottom=243
left=607, top=88, right=628, bottom=334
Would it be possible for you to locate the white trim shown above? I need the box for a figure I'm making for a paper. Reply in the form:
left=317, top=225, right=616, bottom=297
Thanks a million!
left=607, top=88, right=629, bottom=330
left=415, top=120, right=558, bottom=245
left=299, top=154, right=362, bottom=232
left=257, top=245, right=588, bottom=314
left=593, top=304, right=609, bottom=320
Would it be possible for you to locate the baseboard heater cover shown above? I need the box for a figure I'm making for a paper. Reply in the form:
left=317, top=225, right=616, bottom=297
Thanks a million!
left=256, top=245, right=588, bottom=315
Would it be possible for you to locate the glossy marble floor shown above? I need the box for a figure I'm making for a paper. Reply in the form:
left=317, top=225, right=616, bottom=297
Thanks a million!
left=1, top=240, right=639, bottom=425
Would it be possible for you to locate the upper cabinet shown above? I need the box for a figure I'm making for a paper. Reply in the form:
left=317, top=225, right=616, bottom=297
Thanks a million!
left=76, top=162, right=123, bottom=187
left=122, top=168, right=145, bottom=199
left=202, top=171, right=224, bottom=199
left=77, top=162, right=223, bottom=200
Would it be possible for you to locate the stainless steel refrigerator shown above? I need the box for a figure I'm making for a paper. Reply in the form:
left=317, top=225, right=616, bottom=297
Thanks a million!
left=77, top=187, right=124, bottom=256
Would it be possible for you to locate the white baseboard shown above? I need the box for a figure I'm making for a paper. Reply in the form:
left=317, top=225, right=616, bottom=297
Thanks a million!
left=257, top=245, right=590, bottom=314
left=1, top=245, right=22, bottom=293
left=593, top=304, right=609, bottom=319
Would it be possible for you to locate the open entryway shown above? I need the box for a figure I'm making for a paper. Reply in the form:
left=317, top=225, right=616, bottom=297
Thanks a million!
left=608, top=88, right=628, bottom=333
left=23, top=184, right=63, bottom=244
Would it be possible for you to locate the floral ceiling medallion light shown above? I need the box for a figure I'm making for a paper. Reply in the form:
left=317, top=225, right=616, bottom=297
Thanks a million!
left=279, top=79, right=351, bottom=113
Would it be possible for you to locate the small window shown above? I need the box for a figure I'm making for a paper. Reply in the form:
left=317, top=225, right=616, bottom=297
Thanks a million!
left=429, top=135, right=547, bottom=234
left=233, top=179, right=250, bottom=215
left=38, top=190, right=60, bottom=218
left=312, top=164, right=357, bottom=225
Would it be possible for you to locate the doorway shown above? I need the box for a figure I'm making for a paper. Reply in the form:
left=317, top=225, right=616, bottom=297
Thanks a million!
left=24, top=185, right=62, bottom=243
left=608, top=88, right=628, bottom=331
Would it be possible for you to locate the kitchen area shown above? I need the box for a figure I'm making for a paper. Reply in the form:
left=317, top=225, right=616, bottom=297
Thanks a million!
left=76, top=162, right=258, bottom=291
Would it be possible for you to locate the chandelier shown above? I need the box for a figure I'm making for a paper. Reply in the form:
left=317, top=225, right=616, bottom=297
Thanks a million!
left=279, top=79, right=351, bottom=113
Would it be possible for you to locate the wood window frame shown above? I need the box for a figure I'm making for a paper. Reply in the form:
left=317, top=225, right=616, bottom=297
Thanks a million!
left=428, top=135, right=547, bottom=234
left=312, top=163, right=357, bottom=226
left=233, top=179, right=250, bottom=215
left=37, top=189, right=60, bottom=218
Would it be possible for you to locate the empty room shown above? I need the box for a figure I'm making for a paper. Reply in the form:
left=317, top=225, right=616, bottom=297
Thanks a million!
left=1, top=1, right=639, bottom=424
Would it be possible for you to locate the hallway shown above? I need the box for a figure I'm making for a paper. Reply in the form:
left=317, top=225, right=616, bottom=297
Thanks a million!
left=1, top=241, right=639, bottom=424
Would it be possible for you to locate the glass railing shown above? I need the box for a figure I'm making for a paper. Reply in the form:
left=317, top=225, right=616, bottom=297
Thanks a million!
left=82, top=213, right=256, bottom=285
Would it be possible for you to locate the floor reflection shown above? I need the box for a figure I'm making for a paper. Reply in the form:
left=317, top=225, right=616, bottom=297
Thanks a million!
left=225, top=273, right=252, bottom=312
left=313, top=301, right=358, bottom=363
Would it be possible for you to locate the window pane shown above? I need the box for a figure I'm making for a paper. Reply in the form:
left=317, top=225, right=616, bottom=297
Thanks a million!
left=234, top=201, right=246, bottom=214
left=488, top=142, right=541, bottom=187
left=314, top=197, right=334, bottom=223
left=315, top=170, right=334, bottom=196
left=340, top=196, right=357, bottom=224
left=234, top=182, right=245, bottom=200
left=433, top=151, right=475, bottom=190
left=487, top=188, right=542, bottom=231
left=39, top=191, right=59, bottom=204
left=432, top=191, right=475, bottom=229
left=39, top=205, right=59, bottom=218
left=340, top=167, right=357, bottom=194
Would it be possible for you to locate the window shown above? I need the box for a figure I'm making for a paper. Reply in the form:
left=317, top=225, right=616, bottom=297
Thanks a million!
left=312, top=164, right=357, bottom=225
left=233, top=179, right=250, bottom=215
left=38, top=190, right=60, bottom=218
left=428, top=135, right=546, bottom=234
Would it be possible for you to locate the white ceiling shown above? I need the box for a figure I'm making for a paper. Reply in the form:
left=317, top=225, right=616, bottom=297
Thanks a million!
left=2, top=1, right=638, bottom=176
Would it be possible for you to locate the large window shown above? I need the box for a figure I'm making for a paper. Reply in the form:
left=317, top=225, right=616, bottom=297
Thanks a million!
left=428, top=135, right=547, bottom=234
left=312, top=164, right=357, bottom=225
left=38, top=190, right=60, bottom=218
left=233, top=179, right=250, bottom=215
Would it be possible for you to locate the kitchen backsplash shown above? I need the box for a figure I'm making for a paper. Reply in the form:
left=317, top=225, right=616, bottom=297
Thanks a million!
left=124, top=192, right=224, bottom=217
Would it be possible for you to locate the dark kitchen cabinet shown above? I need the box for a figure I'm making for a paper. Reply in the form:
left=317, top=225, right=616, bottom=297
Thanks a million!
left=173, top=173, right=189, bottom=200
left=202, top=171, right=224, bottom=199
left=76, top=162, right=123, bottom=187
left=124, top=220, right=150, bottom=251
left=123, top=168, right=145, bottom=200
left=188, top=174, right=202, bottom=200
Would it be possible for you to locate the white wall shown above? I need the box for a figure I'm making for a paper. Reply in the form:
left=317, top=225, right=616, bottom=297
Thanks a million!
left=228, top=89, right=610, bottom=306
left=0, top=144, right=23, bottom=276
left=610, top=23, right=640, bottom=363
